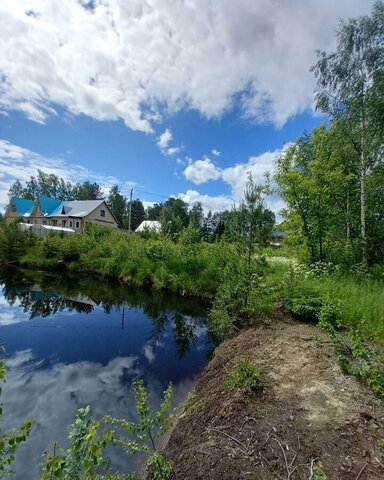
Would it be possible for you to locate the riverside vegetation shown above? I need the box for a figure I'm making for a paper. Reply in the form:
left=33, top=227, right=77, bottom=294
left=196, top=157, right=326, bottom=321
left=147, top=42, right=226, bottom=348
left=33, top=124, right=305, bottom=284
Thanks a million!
left=1, top=3, right=384, bottom=478
left=1, top=209, right=384, bottom=478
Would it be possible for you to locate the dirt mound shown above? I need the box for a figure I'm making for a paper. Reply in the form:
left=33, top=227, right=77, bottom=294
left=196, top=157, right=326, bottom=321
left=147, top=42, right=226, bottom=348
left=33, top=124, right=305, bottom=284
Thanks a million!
left=164, top=315, right=384, bottom=479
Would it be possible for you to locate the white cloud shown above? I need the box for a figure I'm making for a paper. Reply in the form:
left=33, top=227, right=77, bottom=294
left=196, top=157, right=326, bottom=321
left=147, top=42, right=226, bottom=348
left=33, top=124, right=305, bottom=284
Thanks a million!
left=0, top=139, right=136, bottom=208
left=181, top=145, right=291, bottom=216
left=157, top=128, right=180, bottom=156
left=183, top=147, right=286, bottom=197
left=183, top=158, right=221, bottom=185
left=179, top=189, right=234, bottom=213
left=211, top=149, right=221, bottom=157
left=0, top=1, right=373, bottom=131
left=157, top=128, right=172, bottom=150
left=221, top=149, right=280, bottom=199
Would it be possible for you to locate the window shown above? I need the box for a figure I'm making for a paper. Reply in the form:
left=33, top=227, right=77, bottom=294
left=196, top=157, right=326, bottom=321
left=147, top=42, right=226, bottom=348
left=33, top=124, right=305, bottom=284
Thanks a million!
left=69, top=221, right=72, bottom=228
left=62, top=220, right=66, bottom=228
left=11, top=204, right=16, bottom=212
left=76, top=221, right=80, bottom=228
left=42, top=220, right=47, bottom=225
left=100, top=209, right=105, bottom=217
left=52, top=220, right=57, bottom=226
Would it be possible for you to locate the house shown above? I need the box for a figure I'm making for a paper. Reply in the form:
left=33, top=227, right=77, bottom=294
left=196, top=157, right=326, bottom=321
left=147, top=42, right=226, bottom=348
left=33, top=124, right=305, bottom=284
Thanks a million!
left=135, top=220, right=161, bottom=233
left=267, top=230, right=285, bottom=247
left=5, top=195, right=118, bottom=231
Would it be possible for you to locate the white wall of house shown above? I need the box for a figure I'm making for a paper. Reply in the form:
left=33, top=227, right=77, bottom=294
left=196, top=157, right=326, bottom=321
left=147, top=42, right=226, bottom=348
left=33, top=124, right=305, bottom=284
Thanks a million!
left=84, top=203, right=118, bottom=228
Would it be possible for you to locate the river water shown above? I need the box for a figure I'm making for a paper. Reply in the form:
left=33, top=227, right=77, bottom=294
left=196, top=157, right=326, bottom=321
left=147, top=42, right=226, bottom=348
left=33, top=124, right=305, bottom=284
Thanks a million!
left=0, top=268, right=215, bottom=479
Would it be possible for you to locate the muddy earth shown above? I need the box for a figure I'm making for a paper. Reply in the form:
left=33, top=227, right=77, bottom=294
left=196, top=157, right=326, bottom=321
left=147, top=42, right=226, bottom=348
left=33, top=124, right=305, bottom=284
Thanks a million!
left=163, top=314, right=384, bottom=479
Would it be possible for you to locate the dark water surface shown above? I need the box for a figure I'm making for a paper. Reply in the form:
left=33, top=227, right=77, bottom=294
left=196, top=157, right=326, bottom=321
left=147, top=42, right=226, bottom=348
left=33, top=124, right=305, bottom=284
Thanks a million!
left=0, top=268, right=216, bottom=479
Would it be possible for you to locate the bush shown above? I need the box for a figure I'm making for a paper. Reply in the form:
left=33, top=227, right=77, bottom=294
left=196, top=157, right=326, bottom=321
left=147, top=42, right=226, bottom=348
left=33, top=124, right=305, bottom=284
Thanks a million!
left=284, top=286, right=324, bottom=322
left=318, top=301, right=343, bottom=331
left=225, top=357, right=260, bottom=393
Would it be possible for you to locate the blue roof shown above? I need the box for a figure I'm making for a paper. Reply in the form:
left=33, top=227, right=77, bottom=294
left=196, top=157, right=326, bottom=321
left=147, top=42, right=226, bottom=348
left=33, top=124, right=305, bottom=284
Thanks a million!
left=49, top=201, right=71, bottom=217
left=38, top=196, right=63, bottom=216
left=13, top=197, right=35, bottom=216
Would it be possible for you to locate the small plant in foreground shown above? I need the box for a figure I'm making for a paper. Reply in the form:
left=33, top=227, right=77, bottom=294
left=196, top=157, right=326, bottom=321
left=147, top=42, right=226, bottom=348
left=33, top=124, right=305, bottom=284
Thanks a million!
left=41, top=380, right=174, bottom=480
left=147, top=452, right=173, bottom=480
left=225, top=357, right=260, bottom=393
left=378, top=438, right=384, bottom=455
left=0, top=349, right=32, bottom=479
left=313, top=461, right=328, bottom=480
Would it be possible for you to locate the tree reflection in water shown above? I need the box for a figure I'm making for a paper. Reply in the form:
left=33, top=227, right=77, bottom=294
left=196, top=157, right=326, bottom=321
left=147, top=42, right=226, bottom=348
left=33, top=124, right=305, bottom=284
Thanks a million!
left=0, top=267, right=217, bottom=359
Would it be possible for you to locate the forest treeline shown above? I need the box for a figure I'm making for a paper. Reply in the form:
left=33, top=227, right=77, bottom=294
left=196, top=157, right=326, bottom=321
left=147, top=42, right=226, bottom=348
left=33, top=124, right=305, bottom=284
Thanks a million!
left=7, top=170, right=275, bottom=241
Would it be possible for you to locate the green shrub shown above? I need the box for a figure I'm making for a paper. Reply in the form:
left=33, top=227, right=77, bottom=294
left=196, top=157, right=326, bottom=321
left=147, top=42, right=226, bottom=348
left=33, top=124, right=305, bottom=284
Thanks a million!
left=313, top=461, right=328, bottom=480
left=42, top=380, right=174, bottom=479
left=225, top=357, right=260, bottom=393
left=147, top=452, right=173, bottom=480
left=318, top=301, right=342, bottom=331
left=284, top=287, right=324, bottom=322
left=378, top=438, right=384, bottom=455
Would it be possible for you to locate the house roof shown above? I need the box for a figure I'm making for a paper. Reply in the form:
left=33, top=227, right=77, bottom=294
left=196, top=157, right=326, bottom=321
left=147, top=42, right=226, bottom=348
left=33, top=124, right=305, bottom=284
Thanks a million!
left=135, top=220, right=161, bottom=232
left=38, top=195, right=62, bottom=216
left=10, top=196, right=115, bottom=223
left=48, top=200, right=105, bottom=218
left=270, top=230, right=286, bottom=238
left=13, top=197, right=35, bottom=217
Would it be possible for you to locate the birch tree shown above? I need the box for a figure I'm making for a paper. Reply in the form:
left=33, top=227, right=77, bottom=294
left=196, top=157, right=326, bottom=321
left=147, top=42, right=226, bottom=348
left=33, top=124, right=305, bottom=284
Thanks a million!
left=311, top=1, right=384, bottom=265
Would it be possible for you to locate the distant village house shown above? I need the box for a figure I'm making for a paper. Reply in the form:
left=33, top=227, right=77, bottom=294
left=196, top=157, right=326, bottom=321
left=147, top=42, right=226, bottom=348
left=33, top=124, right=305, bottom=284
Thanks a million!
left=267, top=230, right=285, bottom=248
left=6, top=196, right=118, bottom=231
left=135, top=220, right=161, bottom=233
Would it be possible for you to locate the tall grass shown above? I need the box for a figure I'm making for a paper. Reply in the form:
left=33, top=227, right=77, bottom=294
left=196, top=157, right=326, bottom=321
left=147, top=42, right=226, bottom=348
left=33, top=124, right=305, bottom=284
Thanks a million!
left=316, top=276, right=384, bottom=348
left=265, top=255, right=384, bottom=351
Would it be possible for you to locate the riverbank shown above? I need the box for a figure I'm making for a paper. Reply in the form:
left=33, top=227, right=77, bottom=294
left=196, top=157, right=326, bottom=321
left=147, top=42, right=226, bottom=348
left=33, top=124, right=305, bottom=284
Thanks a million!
left=163, top=311, right=384, bottom=479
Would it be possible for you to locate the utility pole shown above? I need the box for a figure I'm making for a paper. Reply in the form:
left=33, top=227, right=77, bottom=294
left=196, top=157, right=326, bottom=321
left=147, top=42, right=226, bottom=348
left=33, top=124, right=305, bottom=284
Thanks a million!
left=128, top=188, right=133, bottom=234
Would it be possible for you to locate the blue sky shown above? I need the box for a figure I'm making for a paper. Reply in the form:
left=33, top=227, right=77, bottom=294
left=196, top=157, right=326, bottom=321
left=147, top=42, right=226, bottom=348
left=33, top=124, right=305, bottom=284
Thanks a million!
left=0, top=0, right=374, bottom=214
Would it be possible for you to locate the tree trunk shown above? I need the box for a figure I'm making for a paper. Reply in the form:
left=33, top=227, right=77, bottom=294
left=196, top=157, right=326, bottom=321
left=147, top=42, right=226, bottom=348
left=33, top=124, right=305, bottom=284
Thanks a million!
left=360, top=116, right=367, bottom=266
left=346, top=193, right=351, bottom=241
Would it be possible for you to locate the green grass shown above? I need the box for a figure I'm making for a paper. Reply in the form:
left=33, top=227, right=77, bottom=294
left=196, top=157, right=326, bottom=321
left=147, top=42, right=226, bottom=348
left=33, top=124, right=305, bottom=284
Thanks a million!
left=264, top=255, right=384, bottom=351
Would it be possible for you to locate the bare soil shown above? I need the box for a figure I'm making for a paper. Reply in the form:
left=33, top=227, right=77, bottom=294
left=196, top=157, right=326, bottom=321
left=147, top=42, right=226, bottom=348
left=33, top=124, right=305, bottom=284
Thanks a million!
left=163, top=313, right=384, bottom=479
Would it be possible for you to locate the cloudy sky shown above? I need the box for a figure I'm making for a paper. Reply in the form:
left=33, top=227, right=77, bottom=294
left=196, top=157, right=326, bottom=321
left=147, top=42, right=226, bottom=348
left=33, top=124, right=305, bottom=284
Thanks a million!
left=0, top=0, right=374, bottom=214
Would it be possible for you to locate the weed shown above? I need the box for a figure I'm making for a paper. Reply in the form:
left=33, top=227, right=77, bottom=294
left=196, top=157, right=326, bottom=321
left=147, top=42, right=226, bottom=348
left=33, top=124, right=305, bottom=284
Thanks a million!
left=313, top=461, right=328, bottom=480
left=225, top=357, right=260, bottom=393
left=147, top=452, right=173, bottom=480
left=378, top=438, right=384, bottom=455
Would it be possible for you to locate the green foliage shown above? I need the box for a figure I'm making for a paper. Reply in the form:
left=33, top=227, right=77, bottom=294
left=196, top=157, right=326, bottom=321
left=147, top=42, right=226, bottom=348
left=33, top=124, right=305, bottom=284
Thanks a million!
left=160, top=198, right=189, bottom=239
left=0, top=222, right=35, bottom=263
left=318, top=301, right=342, bottom=332
left=313, top=461, right=328, bottom=480
left=41, top=406, right=114, bottom=480
left=277, top=3, right=384, bottom=267
left=378, top=438, right=384, bottom=455
left=147, top=453, right=173, bottom=480
left=225, top=357, right=260, bottom=393
left=41, top=380, right=173, bottom=480
left=284, top=286, right=324, bottom=322
left=18, top=225, right=240, bottom=299
left=8, top=169, right=103, bottom=201
left=0, top=352, right=32, bottom=479
left=208, top=252, right=270, bottom=338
